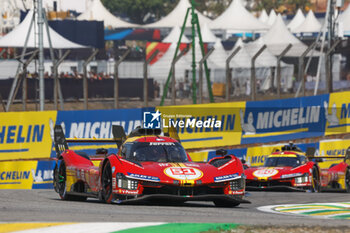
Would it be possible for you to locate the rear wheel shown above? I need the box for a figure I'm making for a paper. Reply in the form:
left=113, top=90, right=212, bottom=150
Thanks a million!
left=101, top=161, right=113, bottom=203
left=213, top=200, right=240, bottom=208
left=310, top=167, right=320, bottom=192
left=345, top=168, right=350, bottom=193
left=55, top=160, right=87, bottom=201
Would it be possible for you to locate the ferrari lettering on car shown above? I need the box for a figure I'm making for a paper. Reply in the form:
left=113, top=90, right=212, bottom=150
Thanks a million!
left=52, top=125, right=250, bottom=207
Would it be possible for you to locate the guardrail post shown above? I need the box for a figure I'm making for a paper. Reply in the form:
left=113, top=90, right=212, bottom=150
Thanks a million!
left=251, top=45, right=266, bottom=101
left=114, top=49, right=130, bottom=109
left=199, top=48, right=215, bottom=104
left=83, top=49, right=99, bottom=110
left=143, top=50, right=159, bottom=107
left=225, top=46, right=241, bottom=101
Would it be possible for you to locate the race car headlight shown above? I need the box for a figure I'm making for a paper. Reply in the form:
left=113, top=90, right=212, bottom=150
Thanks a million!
left=116, top=173, right=138, bottom=190
left=294, top=173, right=309, bottom=184
left=230, top=177, right=245, bottom=191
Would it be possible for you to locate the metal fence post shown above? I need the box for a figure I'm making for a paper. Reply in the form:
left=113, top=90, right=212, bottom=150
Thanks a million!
left=143, top=50, right=159, bottom=107
left=199, top=48, right=215, bottom=104
left=114, top=49, right=130, bottom=109
left=225, top=46, right=241, bottom=101
left=171, top=48, right=188, bottom=105
left=53, top=50, right=70, bottom=110
left=83, top=49, right=99, bottom=110
left=251, top=45, right=266, bottom=101
left=276, top=44, right=292, bottom=98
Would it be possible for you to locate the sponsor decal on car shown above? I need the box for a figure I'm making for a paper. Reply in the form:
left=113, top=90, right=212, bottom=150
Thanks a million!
left=127, top=173, right=160, bottom=182
left=253, top=168, right=279, bottom=178
left=214, top=173, right=239, bottom=182
left=164, top=167, right=203, bottom=180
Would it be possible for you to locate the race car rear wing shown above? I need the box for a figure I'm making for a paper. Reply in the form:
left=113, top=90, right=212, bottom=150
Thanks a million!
left=305, top=146, right=350, bottom=162
left=53, top=125, right=126, bottom=158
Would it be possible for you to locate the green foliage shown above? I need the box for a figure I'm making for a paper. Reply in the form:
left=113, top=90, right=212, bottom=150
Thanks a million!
left=101, top=0, right=179, bottom=24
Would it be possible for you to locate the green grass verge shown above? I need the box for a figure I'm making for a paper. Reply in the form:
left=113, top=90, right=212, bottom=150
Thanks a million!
left=112, top=223, right=239, bottom=233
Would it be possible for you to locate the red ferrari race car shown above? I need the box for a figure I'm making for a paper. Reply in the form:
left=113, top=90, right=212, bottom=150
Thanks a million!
left=53, top=125, right=249, bottom=207
left=244, top=143, right=350, bottom=192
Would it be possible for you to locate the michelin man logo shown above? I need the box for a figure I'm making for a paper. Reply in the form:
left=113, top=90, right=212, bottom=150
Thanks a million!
left=324, top=101, right=339, bottom=126
left=143, top=110, right=161, bottom=129
left=240, top=109, right=256, bottom=135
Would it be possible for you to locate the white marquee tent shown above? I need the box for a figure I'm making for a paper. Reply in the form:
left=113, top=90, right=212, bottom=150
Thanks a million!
left=340, top=4, right=350, bottom=34
left=209, top=0, right=268, bottom=32
left=77, top=0, right=139, bottom=28
left=267, top=10, right=277, bottom=26
left=144, top=0, right=212, bottom=28
left=207, top=39, right=228, bottom=69
left=259, top=9, right=269, bottom=24
left=292, top=10, right=321, bottom=33
left=0, top=10, right=84, bottom=48
left=149, top=43, right=189, bottom=83
left=162, top=26, right=190, bottom=43
left=260, top=14, right=309, bottom=57
left=287, top=9, right=305, bottom=32
left=200, top=24, right=217, bottom=43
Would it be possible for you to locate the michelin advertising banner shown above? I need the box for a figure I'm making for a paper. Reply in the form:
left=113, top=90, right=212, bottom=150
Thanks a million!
left=325, top=91, right=350, bottom=136
left=0, top=111, right=57, bottom=161
left=0, top=160, right=55, bottom=189
left=157, top=102, right=244, bottom=149
left=52, top=108, right=153, bottom=157
left=241, top=95, right=328, bottom=145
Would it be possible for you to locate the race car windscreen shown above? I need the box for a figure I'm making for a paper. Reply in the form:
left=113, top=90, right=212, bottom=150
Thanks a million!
left=123, top=142, right=188, bottom=163
left=263, top=156, right=301, bottom=168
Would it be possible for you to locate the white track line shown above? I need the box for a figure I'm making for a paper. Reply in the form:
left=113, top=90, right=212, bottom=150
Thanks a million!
left=13, top=222, right=165, bottom=233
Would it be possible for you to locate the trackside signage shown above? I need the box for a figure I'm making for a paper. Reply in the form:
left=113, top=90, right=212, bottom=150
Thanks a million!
left=157, top=102, right=244, bottom=149
left=241, top=95, right=329, bottom=144
left=52, top=108, right=153, bottom=157
left=0, top=111, right=57, bottom=160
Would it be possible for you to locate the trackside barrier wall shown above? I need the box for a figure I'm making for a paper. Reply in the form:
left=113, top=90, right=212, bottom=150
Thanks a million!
left=1, top=91, right=350, bottom=189
left=0, top=108, right=154, bottom=189
left=158, top=91, right=350, bottom=149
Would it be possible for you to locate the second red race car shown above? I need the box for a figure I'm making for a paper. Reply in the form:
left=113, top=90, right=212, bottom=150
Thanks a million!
left=53, top=125, right=249, bottom=207
left=244, top=143, right=350, bottom=192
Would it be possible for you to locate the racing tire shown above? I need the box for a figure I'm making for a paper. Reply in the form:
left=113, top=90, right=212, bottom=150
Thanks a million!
left=101, top=161, right=114, bottom=204
left=309, top=167, right=320, bottom=193
left=56, top=159, right=87, bottom=201
left=345, top=168, right=350, bottom=193
left=213, top=200, right=240, bottom=208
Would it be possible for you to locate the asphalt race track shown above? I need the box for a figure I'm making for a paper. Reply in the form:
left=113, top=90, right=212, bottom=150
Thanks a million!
left=0, top=190, right=350, bottom=227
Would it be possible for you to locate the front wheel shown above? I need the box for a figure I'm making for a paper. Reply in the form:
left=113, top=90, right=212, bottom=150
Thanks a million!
left=213, top=200, right=240, bottom=208
left=101, top=161, right=113, bottom=203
